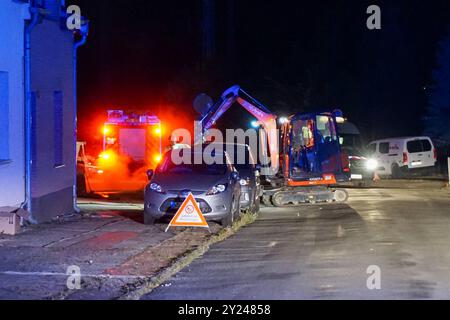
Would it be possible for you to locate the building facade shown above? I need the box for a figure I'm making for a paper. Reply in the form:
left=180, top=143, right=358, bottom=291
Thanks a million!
left=0, top=0, right=87, bottom=223
left=0, top=1, right=28, bottom=210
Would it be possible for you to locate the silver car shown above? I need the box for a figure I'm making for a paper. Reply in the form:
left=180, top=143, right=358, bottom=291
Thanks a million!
left=144, top=149, right=242, bottom=227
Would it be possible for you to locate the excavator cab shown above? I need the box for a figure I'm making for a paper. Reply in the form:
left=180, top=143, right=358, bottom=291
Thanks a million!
left=281, top=111, right=350, bottom=187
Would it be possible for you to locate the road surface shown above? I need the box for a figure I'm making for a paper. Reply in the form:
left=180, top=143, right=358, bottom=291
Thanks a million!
left=143, top=187, right=450, bottom=299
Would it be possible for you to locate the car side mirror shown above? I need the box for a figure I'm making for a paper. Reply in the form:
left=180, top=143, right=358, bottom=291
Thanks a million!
left=146, top=169, right=154, bottom=181
left=230, top=171, right=240, bottom=181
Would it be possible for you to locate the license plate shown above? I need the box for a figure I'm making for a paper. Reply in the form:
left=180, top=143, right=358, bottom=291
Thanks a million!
left=411, top=161, right=422, bottom=167
left=351, top=174, right=363, bottom=180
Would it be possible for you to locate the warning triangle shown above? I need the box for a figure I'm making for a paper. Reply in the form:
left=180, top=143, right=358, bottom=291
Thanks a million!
left=165, top=193, right=209, bottom=231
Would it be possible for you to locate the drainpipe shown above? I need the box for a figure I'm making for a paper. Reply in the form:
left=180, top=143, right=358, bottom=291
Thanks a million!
left=23, top=5, right=40, bottom=224
left=72, top=22, right=89, bottom=213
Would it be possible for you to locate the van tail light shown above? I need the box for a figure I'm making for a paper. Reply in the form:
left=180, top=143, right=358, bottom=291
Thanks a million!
left=403, top=152, right=408, bottom=165
left=433, top=148, right=438, bottom=160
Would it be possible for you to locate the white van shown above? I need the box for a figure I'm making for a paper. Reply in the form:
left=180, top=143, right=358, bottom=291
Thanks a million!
left=367, top=137, right=437, bottom=178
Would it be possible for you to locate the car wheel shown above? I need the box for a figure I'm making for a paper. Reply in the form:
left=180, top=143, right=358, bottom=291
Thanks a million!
left=144, top=212, right=156, bottom=225
left=221, top=198, right=236, bottom=227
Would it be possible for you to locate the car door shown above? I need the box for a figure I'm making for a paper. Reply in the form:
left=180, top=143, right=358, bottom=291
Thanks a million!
left=419, top=139, right=434, bottom=167
left=406, top=139, right=424, bottom=168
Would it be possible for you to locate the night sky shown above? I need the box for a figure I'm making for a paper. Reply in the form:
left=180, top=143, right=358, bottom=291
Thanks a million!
left=72, top=0, right=450, bottom=149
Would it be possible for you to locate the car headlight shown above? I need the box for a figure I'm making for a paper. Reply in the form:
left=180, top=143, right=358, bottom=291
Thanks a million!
left=206, top=184, right=227, bottom=195
left=149, top=183, right=164, bottom=193
left=366, top=159, right=378, bottom=171
left=239, top=179, right=249, bottom=186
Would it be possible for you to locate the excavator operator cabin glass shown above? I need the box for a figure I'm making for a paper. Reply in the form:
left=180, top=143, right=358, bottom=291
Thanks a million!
left=292, top=119, right=315, bottom=149
left=316, top=115, right=337, bottom=143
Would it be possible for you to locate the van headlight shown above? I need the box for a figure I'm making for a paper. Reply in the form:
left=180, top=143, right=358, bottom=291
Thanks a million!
left=206, top=184, right=227, bottom=195
left=366, top=159, right=378, bottom=171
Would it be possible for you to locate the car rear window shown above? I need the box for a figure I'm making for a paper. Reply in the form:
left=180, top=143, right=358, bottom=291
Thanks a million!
left=421, top=139, right=432, bottom=152
left=407, top=140, right=423, bottom=153
left=159, top=161, right=227, bottom=175
left=158, top=151, right=228, bottom=175
left=379, top=142, right=390, bottom=154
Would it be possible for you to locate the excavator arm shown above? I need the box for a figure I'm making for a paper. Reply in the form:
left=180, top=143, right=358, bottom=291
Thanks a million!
left=198, top=85, right=279, bottom=175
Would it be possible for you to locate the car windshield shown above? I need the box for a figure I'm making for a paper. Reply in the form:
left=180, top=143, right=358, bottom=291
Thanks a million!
left=158, top=153, right=227, bottom=175
left=340, top=134, right=368, bottom=156
left=339, top=134, right=363, bottom=150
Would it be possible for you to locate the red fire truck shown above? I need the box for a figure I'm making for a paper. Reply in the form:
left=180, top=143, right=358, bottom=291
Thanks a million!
left=78, top=110, right=163, bottom=195
left=100, top=110, right=162, bottom=169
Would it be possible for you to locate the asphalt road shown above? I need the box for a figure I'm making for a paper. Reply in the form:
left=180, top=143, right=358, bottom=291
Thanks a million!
left=143, top=187, right=450, bottom=300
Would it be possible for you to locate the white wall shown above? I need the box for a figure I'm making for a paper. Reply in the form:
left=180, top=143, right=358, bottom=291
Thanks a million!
left=0, top=1, right=28, bottom=208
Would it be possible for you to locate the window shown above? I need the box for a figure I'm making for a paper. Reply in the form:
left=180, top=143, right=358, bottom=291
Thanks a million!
left=340, top=134, right=363, bottom=149
left=316, top=115, right=337, bottom=143
left=53, top=91, right=64, bottom=166
left=158, top=152, right=227, bottom=175
left=31, top=92, right=37, bottom=168
left=0, top=72, right=9, bottom=162
left=407, top=140, right=423, bottom=154
left=292, top=119, right=315, bottom=149
left=379, top=142, right=390, bottom=154
left=421, top=140, right=432, bottom=152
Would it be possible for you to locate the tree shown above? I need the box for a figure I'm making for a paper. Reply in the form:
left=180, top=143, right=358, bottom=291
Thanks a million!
left=424, top=27, right=450, bottom=146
